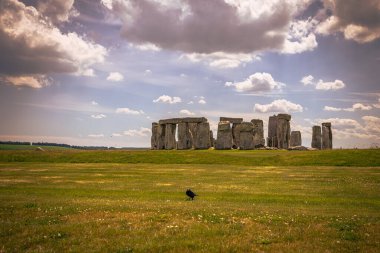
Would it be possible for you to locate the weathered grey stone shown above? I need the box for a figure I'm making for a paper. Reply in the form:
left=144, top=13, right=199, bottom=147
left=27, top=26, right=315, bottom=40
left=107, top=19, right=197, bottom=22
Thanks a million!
left=239, top=122, right=254, bottom=150
left=151, top=123, right=159, bottom=150
left=215, top=121, right=232, bottom=150
left=177, top=123, right=192, bottom=150
left=290, top=131, right=302, bottom=147
left=251, top=119, right=265, bottom=148
left=209, top=130, right=214, bottom=148
left=156, top=124, right=166, bottom=150
left=311, top=125, right=322, bottom=149
left=159, top=117, right=207, bottom=124
left=277, top=114, right=291, bottom=149
left=288, top=145, right=308, bottom=151
left=188, top=123, right=197, bottom=148
left=322, top=122, right=332, bottom=150
left=164, top=124, right=176, bottom=150
left=232, top=123, right=241, bottom=149
left=219, top=117, right=243, bottom=124
left=193, top=122, right=211, bottom=149
left=267, top=115, right=278, bottom=147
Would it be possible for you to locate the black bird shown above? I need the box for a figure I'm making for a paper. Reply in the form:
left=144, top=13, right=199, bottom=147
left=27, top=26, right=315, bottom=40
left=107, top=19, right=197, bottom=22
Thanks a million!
left=186, top=189, right=197, bottom=200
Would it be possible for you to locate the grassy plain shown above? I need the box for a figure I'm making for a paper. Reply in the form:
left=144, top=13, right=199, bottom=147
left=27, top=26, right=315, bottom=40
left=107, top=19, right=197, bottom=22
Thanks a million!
left=0, top=149, right=379, bottom=252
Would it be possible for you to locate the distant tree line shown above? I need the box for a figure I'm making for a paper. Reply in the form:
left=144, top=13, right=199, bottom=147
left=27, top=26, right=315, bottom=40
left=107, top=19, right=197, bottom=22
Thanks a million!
left=0, top=141, right=111, bottom=150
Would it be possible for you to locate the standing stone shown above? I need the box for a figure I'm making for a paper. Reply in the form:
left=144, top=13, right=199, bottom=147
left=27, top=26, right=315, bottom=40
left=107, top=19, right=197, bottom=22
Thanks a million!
left=164, top=124, right=176, bottom=150
left=157, top=124, right=166, bottom=150
left=277, top=114, right=291, bottom=149
left=177, top=123, right=192, bottom=150
left=215, top=121, right=232, bottom=150
left=251, top=119, right=265, bottom=148
left=188, top=122, right=198, bottom=148
left=239, top=122, right=254, bottom=150
left=151, top=123, right=158, bottom=149
left=322, top=122, right=332, bottom=150
left=290, top=131, right=302, bottom=147
left=267, top=115, right=278, bottom=147
left=232, top=123, right=241, bottom=149
left=311, top=126, right=322, bottom=149
left=193, top=122, right=211, bottom=149
left=209, top=130, right=214, bottom=148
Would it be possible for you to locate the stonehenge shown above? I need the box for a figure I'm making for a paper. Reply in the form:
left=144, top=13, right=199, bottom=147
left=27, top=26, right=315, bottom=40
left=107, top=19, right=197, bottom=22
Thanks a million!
left=322, top=122, right=333, bottom=150
left=215, top=121, right=233, bottom=150
left=251, top=119, right=265, bottom=148
left=267, top=114, right=291, bottom=149
left=277, top=114, right=291, bottom=149
left=311, top=123, right=332, bottom=150
left=311, top=126, right=322, bottom=149
left=267, top=115, right=278, bottom=148
left=238, top=122, right=255, bottom=150
left=290, top=131, right=302, bottom=147
left=151, top=116, right=332, bottom=150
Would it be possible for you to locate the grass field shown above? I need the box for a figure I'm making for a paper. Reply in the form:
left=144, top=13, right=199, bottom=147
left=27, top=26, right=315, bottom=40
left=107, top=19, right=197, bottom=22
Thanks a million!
left=0, top=149, right=379, bottom=252
left=0, top=144, right=72, bottom=151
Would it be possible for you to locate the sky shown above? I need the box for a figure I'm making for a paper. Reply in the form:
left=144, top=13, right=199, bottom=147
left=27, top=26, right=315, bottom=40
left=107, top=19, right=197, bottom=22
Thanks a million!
left=0, top=0, right=379, bottom=148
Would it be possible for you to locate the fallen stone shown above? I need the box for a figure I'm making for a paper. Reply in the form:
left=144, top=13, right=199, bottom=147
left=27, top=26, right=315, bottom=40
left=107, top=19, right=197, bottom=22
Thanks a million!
left=288, top=145, right=308, bottom=151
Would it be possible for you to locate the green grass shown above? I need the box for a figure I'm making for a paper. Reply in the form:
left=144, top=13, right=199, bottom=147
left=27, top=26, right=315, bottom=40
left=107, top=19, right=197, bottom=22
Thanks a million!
left=0, top=150, right=379, bottom=252
left=0, top=144, right=72, bottom=151
left=0, top=149, right=379, bottom=166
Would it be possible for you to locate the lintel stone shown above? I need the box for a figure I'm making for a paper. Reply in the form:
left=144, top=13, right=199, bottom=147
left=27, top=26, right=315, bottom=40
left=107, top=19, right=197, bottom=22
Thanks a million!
left=159, top=117, right=207, bottom=124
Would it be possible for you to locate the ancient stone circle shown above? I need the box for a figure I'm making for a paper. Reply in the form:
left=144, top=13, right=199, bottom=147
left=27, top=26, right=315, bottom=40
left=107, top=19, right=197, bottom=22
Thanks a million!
left=151, top=115, right=332, bottom=150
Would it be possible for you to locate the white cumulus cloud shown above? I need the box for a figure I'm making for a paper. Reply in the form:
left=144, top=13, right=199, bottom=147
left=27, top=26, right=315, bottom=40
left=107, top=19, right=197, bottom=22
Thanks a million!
left=226, top=72, right=285, bottom=93
left=281, top=18, right=318, bottom=54
left=179, top=109, right=195, bottom=116
left=115, top=108, right=144, bottom=115
left=254, top=99, right=303, bottom=113
left=300, top=75, right=345, bottom=90
left=91, top=114, right=107, bottom=119
left=198, top=99, right=206, bottom=104
left=153, top=95, right=182, bottom=104
left=324, top=103, right=372, bottom=112
left=301, top=75, right=314, bottom=85
left=316, top=80, right=345, bottom=90
left=124, top=127, right=151, bottom=137
left=107, top=72, right=124, bottom=82
left=181, top=52, right=259, bottom=69
left=88, top=134, right=104, bottom=138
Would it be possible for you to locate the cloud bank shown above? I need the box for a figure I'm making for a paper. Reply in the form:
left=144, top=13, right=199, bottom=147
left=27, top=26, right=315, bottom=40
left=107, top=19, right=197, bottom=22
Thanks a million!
left=0, top=0, right=107, bottom=88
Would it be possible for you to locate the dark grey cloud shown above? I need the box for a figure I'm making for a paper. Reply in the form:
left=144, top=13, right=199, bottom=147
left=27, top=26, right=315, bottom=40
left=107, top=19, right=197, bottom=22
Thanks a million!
left=105, top=0, right=311, bottom=54
left=318, top=0, right=380, bottom=43
left=0, top=0, right=106, bottom=87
